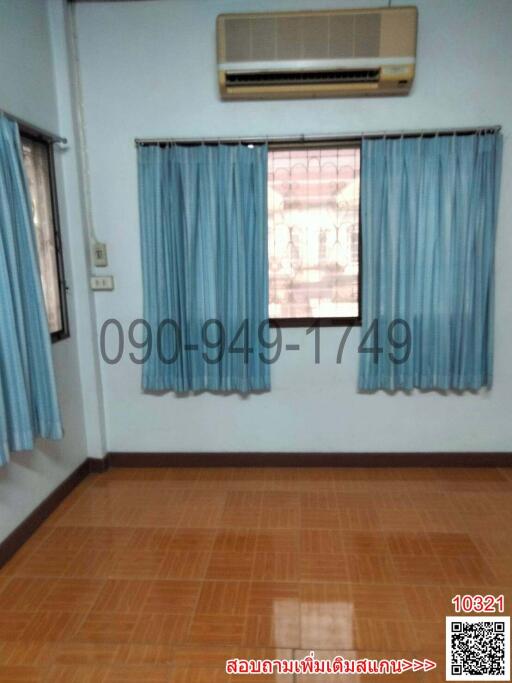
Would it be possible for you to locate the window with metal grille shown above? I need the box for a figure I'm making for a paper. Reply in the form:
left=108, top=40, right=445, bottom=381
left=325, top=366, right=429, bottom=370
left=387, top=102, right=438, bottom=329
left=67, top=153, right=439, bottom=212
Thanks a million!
left=268, top=144, right=361, bottom=326
left=21, top=132, right=69, bottom=342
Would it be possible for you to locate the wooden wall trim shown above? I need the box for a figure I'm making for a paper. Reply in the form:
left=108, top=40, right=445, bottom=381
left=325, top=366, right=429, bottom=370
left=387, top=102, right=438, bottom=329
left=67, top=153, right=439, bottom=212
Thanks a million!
left=88, top=457, right=109, bottom=473
left=1, top=450, right=510, bottom=569
left=0, top=459, right=91, bottom=570
left=107, top=451, right=512, bottom=468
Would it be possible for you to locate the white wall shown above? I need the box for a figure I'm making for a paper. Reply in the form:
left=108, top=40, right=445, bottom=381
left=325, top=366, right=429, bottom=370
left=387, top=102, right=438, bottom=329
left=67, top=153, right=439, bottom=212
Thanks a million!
left=74, top=0, right=512, bottom=454
left=0, top=0, right=104, bottom=544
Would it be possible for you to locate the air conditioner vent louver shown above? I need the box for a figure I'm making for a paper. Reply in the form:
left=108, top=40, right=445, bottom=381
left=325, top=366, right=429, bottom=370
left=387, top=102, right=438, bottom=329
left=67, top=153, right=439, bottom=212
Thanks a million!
left=223, top=14, right=381, bottom=62
left=226, top=69, right=381, bottom=87
left=217, top=7, right=418, bottom=100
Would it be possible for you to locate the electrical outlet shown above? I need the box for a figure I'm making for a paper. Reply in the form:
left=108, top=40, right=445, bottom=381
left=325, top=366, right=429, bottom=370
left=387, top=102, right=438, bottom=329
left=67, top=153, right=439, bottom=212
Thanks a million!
left=93, top=242, right=108, bottom=267
left=90, top=275, right=114, bottom=291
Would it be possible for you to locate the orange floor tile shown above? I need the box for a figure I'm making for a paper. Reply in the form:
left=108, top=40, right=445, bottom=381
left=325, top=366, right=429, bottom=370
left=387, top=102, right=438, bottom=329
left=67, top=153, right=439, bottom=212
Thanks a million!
left=0, top=466, right=511, bottom=681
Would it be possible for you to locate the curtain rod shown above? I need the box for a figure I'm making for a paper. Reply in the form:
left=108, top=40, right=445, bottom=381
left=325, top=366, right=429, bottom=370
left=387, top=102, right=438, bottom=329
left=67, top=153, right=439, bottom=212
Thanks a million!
left=0, top=108, right=68, bottom=145
left=135, top=125, right=502, bottom=147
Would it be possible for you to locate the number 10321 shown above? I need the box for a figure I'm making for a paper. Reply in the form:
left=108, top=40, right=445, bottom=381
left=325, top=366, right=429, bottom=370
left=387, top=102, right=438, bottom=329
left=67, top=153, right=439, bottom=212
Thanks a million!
left=452, top=594, right=504, bottom=613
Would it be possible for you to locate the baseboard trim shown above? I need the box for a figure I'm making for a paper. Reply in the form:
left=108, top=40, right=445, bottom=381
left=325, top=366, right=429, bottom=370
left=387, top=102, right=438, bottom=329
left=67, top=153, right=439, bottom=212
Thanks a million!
left=2, top=450, right=509, bottom=569
left=88, top=457, right=110, bottom=473
left=0, top=458, right=93, bottom=570
left=106, top=451, right=512, bottom=468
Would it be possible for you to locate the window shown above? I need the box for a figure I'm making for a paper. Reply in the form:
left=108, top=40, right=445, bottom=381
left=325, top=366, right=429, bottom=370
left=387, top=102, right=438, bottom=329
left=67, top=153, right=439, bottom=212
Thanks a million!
left=268, top=144, right=361, bottom=326
left=20, top=131, right=69, bottom=342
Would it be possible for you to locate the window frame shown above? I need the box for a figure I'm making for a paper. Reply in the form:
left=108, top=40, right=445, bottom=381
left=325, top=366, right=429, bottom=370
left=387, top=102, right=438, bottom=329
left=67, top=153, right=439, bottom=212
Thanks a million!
left=19, top=126, right=70, bottom=343
left=268, top=139, right=362, bottom=328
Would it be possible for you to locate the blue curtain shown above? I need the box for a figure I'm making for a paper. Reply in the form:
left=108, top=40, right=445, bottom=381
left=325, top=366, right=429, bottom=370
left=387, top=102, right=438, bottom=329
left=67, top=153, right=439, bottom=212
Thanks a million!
left=359, top=132, right=502, bottom=391
left=138, top=143, right=270, bottom=392
left=0, top=116, right=62, bottom=465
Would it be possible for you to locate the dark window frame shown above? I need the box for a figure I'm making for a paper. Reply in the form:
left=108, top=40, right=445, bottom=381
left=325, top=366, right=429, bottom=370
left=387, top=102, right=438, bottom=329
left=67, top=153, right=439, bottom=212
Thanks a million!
left=268, top=139, right=362, bottom=328
left=20, top=126, right=70, bottom=343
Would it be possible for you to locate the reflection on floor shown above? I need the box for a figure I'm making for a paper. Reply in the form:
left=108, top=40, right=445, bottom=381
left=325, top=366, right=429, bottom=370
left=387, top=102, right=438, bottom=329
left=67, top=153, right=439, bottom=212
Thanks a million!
left=0, top=466, right=511, bottom=681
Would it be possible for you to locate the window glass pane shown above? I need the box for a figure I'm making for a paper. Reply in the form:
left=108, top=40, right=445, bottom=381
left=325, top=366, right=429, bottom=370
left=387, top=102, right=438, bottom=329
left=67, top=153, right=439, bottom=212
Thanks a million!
left=268, top=146, right=360, bottom=320
left=21, top=137, right=63, bottom=335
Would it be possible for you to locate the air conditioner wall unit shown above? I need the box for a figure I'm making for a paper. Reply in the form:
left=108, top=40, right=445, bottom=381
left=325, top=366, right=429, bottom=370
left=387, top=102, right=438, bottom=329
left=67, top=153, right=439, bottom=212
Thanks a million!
left=217, top=7, right=417, bottom=100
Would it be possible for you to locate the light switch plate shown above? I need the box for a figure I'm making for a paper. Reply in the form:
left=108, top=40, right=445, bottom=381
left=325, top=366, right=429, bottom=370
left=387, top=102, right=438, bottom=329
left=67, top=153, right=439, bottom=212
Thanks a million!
left=93, top=242, right=108, bottom=267
left=90, top=275, right=114, bottom=291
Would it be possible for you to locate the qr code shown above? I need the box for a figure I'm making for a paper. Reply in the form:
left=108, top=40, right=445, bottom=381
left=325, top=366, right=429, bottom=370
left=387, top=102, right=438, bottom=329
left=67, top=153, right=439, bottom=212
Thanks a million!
left=446, top=617, right=510, bottom=681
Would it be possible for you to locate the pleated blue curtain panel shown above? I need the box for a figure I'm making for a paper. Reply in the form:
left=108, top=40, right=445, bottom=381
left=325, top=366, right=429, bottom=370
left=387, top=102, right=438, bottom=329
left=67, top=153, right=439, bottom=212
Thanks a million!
left=0, top=116, right=62, bottom=465
left=138, top=143, right=270, bottom=392
left=359, top=132, right=502, bottom=391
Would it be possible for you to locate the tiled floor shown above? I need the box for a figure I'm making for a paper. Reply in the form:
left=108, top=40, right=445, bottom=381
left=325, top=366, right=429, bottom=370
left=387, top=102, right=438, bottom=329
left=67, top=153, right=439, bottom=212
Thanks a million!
left=0, top=466, right=511, bottom=681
